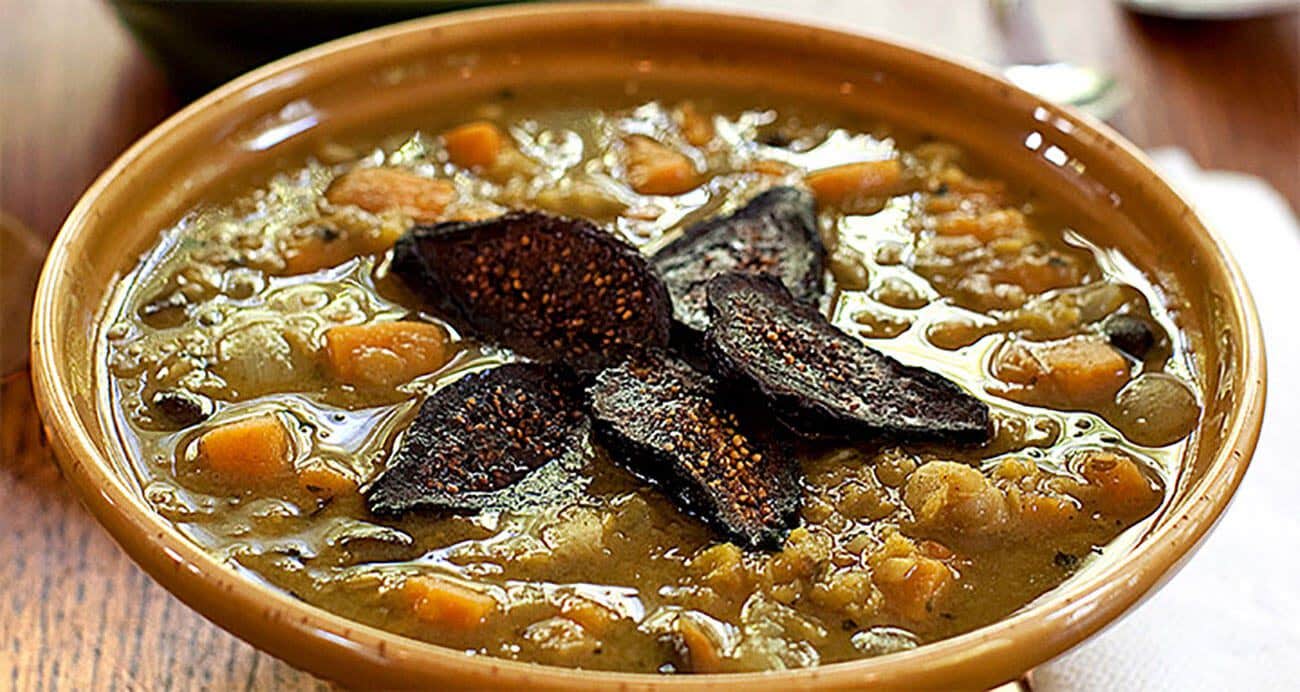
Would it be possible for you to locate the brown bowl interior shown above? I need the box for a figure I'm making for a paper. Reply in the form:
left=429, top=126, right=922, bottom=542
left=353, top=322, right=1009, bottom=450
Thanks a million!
left=32, top=5, right=1264, bottom=690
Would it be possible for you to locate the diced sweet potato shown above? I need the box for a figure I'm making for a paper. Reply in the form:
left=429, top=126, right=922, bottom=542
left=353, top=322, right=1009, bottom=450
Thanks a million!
left=401, top=576, right=497, bottom=629
left=1035, top=338, right=1131, bottom=402
left=993, top=337, right=1130, bottom=405
left=805, top=160, right=903, bottom=207
left=322, top=321, right=450, bottom=388
left=1075, top=451, right=1161, bottom=518
left=443, top=121, right=505, bottom=170
left=198, top=414, right=292, bottom=484
left=297, top=463, right=357, bottom=500
left=868, top=532, right=954, bottom=622
left=623, top=136, right=700, bottom=196
left=325, top=167, right=455, bottom=223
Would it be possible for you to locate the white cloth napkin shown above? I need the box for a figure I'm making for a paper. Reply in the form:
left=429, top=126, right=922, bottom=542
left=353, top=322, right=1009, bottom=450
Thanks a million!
left=1035, top=149, right=1300, bottom=690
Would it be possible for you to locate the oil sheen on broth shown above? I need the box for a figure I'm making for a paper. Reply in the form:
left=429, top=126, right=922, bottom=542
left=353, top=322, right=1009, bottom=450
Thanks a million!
left=102, top=96, right=1200, bottom=673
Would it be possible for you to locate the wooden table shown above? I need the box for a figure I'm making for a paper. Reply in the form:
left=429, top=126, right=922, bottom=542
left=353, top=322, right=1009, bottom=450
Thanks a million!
left=2, top=1, right=1295, bottom=688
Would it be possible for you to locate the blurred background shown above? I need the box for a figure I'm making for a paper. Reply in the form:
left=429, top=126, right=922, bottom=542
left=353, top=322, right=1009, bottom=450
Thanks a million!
left=2, top=1, right=1295, bottom=246
left=1, top=0, right=1296, bottom=689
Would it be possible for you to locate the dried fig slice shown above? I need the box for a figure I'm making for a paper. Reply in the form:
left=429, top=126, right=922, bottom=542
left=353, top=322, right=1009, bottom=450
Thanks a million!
left=651, top=186, right=824, bottom=334
left=704, top=273, right=990, bottom=444
left=365, top=363, right=589, bottom=515
left=587, top=351, right=802, bottom=549
left=392, top=211, right=672, bottom=371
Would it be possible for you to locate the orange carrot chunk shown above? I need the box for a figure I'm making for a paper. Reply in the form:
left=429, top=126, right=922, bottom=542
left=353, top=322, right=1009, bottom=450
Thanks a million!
left=323, top=321, right=450, bottom=388
left=623, top=136, right=700, bottom=196
left=325, top=167, right=454, bottom=223
left=993, top=337, right=1131, bottom=404
left=805, top=160, right=904, bottom=207
left=443, top=121, right=506, bottom=170
left=297, top=463, right=358, bottom=500
left=198, top=414, right=292, bottom=484
left=401, top=576, right=497, bottom=629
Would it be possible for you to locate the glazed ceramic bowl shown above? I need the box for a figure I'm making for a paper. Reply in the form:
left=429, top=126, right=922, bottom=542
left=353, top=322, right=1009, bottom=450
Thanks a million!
left=31, top=4, right=1265, bottom=689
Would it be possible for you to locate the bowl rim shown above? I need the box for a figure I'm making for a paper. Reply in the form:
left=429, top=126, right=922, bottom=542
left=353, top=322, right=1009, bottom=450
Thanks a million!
left=31, top=3, right=1266, bottom=688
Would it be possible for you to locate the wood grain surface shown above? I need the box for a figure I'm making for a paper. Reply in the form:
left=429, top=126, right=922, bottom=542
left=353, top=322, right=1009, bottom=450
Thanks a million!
left=1, top=0, right=1296, bottom=689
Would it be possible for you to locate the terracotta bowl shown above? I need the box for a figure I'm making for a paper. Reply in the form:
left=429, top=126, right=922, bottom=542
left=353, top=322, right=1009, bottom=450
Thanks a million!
left=31, top=4, right=1265, bottom=689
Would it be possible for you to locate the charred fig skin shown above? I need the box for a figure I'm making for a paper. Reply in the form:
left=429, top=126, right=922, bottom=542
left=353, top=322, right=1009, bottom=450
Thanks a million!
left=652, top=186, right=825, bottom=334
left=391, top=211, right=672, bottom=372
left=586, top=352, right=803, bottom=550
left=703, top=273, right=991, bottom=444
left=365, top=363, right=590, bottom=516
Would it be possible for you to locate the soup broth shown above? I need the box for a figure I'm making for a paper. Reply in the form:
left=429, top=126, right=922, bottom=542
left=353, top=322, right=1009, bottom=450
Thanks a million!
left=102, top=95, right=1199, bottom=673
